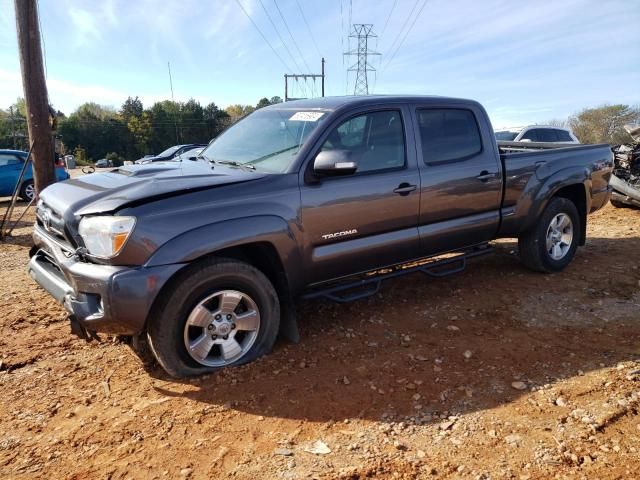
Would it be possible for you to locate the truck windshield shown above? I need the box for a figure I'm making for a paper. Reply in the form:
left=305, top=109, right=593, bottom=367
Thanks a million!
left=200, top=108, right=329, bottom=172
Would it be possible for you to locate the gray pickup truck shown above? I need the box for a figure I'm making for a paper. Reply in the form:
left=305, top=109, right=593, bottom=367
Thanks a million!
left=28, top=96, right=613, bottom=377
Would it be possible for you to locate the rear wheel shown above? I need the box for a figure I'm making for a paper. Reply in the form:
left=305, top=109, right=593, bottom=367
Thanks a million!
left=147, top=258, right=280, bottom=377
left=19, top=180, right=35, bottom=202
left=610, top=199, right=627, bottom=208
left=518, top=197, right=580, bottom=273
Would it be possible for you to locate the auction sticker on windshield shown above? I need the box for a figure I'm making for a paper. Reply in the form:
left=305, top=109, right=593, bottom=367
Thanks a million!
left=289, top=111, right=325, bottom=122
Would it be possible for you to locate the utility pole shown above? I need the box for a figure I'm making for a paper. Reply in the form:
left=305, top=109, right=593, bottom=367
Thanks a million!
left=14, top=0, right=55, bottom=194
left=284, top=58, right=325, bottom=102
left=344, top=24, right=380, bottom=95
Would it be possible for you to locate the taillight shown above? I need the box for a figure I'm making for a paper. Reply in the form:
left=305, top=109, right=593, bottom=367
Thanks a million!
left=55, top=158, right=64, bottom=167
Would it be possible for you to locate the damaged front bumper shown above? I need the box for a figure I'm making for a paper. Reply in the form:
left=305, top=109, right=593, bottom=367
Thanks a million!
left=28, top=226, right=184, bottom=336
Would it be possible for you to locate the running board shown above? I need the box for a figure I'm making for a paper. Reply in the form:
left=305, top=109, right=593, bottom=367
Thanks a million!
left=303, top=243, right=493, bottom=304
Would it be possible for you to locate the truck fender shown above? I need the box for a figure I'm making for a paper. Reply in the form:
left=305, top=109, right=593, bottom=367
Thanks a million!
left=522, top=168, right=590, bottom=239
left=145, top=215, right=304, bottom=343
left=145, top=214, right=303, bottom=280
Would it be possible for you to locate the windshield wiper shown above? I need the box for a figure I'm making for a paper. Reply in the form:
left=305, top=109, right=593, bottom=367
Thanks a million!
left=247, top=145, right=299, bottom=165
left=214, top=159, right=256, bottom=170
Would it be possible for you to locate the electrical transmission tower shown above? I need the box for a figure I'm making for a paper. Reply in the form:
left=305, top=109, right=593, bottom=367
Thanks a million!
left=344, top=24, right=380, bottom=95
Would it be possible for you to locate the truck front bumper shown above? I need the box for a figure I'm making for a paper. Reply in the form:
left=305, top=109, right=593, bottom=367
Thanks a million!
left=28, top=227, right=184, bottom=336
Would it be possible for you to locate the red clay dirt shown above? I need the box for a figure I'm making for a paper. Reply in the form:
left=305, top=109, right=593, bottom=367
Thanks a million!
left=1, top=201, right=639, bottom=479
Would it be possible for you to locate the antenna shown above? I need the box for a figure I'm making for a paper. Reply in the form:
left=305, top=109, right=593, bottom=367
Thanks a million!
left=167, top=61, right=179, bottom=143
left=167, top=61, right=175, bottom=101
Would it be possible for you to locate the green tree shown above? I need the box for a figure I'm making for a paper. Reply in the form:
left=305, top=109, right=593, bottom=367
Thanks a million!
left=256, top=97, right=271, bottom=109
left=269, top=96, right=283, bottom=105
left=127, top=112, right=153, bottom=155
left=179, top=98, right=205, bottom=143
left=568, top=104, right=640, bottom=144
left=204, top=102, right=230, bottom=139
left=120, top=96, right=143, bottom=121
left=58, top=102, right=127, bottom=161
left=148, top=100, right=181, bottom=154
left=225, top=104, right=254, bottom=122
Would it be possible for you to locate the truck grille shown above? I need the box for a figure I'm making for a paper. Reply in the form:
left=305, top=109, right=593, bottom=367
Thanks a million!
left=35, top=201, right=75, bottom=250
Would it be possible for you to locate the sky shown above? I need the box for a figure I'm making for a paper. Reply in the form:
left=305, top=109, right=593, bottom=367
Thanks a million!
left=0, top=0, right=638, bottom=127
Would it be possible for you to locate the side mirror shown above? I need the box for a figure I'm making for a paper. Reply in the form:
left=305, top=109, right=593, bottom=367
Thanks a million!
left=313, top=150, right=357, bottom=176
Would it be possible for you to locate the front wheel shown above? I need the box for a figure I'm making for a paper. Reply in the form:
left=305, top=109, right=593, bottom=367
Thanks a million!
left=147, top=258, right=280, bottom=378
left=518, top=197, right=580, bottom=273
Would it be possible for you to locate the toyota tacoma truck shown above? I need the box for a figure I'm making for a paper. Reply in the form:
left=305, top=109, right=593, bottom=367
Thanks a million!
left=28, top=96, right=613, bottom=377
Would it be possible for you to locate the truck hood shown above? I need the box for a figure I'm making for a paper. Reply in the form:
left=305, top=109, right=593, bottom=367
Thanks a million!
left=40, top=160, right=267, bottom=216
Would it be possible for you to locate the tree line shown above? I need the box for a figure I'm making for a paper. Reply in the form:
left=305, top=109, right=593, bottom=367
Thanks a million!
left=0, top=95, right=282, bottom=164
left=0, top=99, right=637, bottom=164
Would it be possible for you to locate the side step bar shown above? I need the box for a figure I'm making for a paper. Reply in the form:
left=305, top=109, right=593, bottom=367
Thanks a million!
left=303, top=243, right=493, bottom=304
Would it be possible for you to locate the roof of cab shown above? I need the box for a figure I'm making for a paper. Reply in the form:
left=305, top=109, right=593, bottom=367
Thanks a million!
left=265, top=95, right=480, bottom=111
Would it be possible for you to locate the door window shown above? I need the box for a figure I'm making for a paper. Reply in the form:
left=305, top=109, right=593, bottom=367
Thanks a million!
left=520, top=129, right=539, bottom=141
left=320, top=110, right=406, bottom=173
left=0, top=154, right=21, bottom=167
left=417, top=109, right=482, bottom=164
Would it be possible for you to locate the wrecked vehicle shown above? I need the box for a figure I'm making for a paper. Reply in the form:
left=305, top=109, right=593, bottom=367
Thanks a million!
left=610, top=124, right=640, bottom=208
left=27, top=95, right=613, bottom=378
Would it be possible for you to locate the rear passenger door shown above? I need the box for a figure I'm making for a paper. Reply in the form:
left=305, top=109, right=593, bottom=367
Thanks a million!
left=412, top=106, right=502, bottom=255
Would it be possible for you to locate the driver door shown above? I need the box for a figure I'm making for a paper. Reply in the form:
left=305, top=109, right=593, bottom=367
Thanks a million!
left=299, top=106, right=421, bottom=285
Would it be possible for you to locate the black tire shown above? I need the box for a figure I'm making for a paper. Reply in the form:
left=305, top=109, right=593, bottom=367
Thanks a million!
left=146, top=257, right=280, bottom=378
left=518, top=197, right=580, bottom=273
left=19, top=179, right=35, bottom=201
left=610, top=199, right=627, bottom=208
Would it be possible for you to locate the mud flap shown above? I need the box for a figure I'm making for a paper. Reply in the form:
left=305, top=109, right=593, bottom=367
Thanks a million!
left=279, top=295, right=300, bottom=344
left=69, top=315, right=100, bottom=342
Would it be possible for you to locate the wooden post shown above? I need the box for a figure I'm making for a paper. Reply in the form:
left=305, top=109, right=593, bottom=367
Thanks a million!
left=14, top=0, right=56, bottom=196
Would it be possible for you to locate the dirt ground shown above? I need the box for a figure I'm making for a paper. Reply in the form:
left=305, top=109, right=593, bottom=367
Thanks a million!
left=0, top=199, right=639, bottom=480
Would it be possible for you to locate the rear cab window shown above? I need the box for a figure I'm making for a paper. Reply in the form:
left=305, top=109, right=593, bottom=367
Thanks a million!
left=416, top=109, right=482, bottom=164
left=554, top=129, right=573, bottom=142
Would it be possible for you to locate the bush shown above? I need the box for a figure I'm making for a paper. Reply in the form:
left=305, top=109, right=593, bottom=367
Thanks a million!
left=105, top=152, right=125, bottom=167
left=73, top=146, right=92, bottom=166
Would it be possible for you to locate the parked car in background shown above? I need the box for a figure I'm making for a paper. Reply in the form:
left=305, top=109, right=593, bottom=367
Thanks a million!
left=0, top=149, right=69, bottom=201
left=95, top=159, right=113, bottom=168
left=174, top=147, right=205, bottom=162
left=495, top=126, right=579, bottom=143
left=135, top=144, right=208, bottom=164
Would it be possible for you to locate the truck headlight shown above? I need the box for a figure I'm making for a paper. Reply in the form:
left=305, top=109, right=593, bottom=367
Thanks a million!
left=78, top=216, right=136, bottom=258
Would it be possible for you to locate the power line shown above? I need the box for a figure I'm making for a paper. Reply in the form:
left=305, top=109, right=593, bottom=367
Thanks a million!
left=382, top=0, right=420, bottom=64
left=258, top=0, right=303, bottom=72
left=234, top=0, right=293, bottom=73
left=272, top=0, right=315, bottom=96
left=383, top=0, right=428, bottom=71
left=257, top=0, right=308, bottom=97
left=380, top=0, right=397, bottom=38
left=295, top=0, right=322, bottom=58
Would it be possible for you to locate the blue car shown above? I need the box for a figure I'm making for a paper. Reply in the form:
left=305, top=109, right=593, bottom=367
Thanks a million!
left=0, top=149, right=70, bottom=201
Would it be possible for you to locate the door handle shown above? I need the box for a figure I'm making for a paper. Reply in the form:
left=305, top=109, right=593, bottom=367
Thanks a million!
left=393, top=183, right=417, bottom=195
left=476, top=171, right=497, bottom=182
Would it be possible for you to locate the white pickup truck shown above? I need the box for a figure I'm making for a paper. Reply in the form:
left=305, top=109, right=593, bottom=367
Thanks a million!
left=495, top=125, right=579, bottom=144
